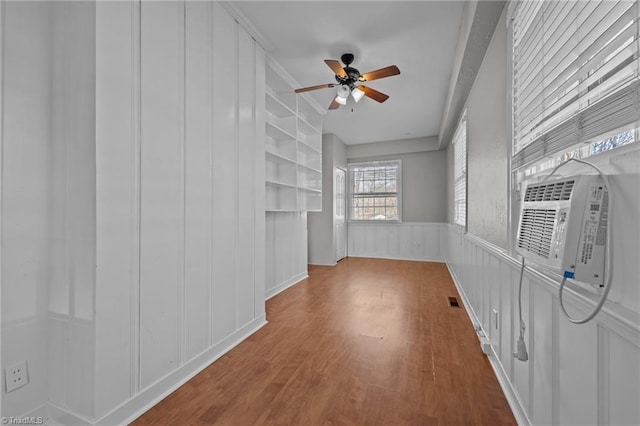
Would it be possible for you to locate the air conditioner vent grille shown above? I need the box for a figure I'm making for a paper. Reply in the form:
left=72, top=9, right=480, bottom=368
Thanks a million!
left=523, top=180, right=575, bottom=202
left=517, top=208, right=557, bottom=259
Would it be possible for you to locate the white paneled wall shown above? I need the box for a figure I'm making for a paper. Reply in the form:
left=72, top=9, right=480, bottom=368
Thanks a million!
left=138, top=0, right=183, bottom=390
left=94, top=1, right=139, bottom=417
left=49, top=2, right=98, bottom=419
left=265, top=212, right=308, bottom=299
left=2, top=1, right=267, bottom=422
left=444, top=225, right=640, bottom=425
left=1, top=1, right=53, bottom=418
left=91, top=2, right=266, bottom=424
left=348, top=222, right=443, bottom=262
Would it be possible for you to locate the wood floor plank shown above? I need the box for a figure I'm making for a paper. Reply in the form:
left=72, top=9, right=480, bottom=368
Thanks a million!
left=131, top=258, right=516, bottom=425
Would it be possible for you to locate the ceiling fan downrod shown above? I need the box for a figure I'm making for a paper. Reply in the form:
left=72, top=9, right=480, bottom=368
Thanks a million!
left=336, top=53, right=362, bottom=85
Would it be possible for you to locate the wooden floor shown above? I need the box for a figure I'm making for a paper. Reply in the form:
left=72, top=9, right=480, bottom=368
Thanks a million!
left=132, top=258, right=516, bottom=425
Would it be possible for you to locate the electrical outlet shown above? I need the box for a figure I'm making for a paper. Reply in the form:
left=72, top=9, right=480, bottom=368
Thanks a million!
left=5, top=360, right=29, bottom=393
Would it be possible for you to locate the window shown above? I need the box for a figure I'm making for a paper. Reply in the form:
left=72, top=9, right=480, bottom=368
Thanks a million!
left=520, top=129, right=636, bottom=180
left=349, top=161, right=401, bottom=221
left=510, top=0, right=639, bottom=171
left=509, top=0, right=639, bottom=252
left=453, top=111, right=467, bottom=228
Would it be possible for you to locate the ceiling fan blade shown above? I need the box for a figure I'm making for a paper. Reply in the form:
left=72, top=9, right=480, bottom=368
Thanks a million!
left=359, top=85, right=390, bottom=103
left=325, top=59, right=347, bottom=78
left=360, top=65, right=400, bottom=82
left=328, top=98, right=341, bottom=110
left=294, top=83, right=334, bottom=93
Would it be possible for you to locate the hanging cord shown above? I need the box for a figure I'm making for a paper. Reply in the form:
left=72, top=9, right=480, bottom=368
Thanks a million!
left=514, top=256, right=528, bottom=361
left=543, top=158, right=614, bottom=324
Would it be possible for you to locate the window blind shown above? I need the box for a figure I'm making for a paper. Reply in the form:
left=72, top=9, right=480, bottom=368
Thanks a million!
left=512, top=0, right=640, bottom=169
left=453, top=111, right=467, bottom=228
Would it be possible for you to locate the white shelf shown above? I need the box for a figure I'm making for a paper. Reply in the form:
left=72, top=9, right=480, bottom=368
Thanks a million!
left=297, top=187, right=322, bottom=212
left=297, top=138, right=321, bottom=153
left=265, top=58, right=323, bottom=212
left=265, top=149, right=296, bottom=165
left=299, top=187, right=322, bottom=194
left=266, top=119, right=296, bottom=141
left=298, top=167, right=322, bottom=192
left=297, top=115, right=321, bottom=136
left=266, top=92, right=296, bottom=117
left=297, top=122, right=322, bottom=152
left=297, top=143, right=321, bottom=171
left=265, top=136, right=297, bottom=162
left=266, top=182, right=297, bottom=211
left=266, top=179, right=297, bottom=189
left=298, top=95, right=323, bottom=130
left=265, top=155, right=296, bottom=187
left=297, top=162, right=321, bottom=174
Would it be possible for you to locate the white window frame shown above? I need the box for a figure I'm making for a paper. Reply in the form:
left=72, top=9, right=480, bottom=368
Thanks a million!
left=453, top=110, right=467, bottom=229
left=507, top=0, right=640, bottom=253
left=510, top=0, right=640, bottom=169
left=348, top=160, right=402, bottom=223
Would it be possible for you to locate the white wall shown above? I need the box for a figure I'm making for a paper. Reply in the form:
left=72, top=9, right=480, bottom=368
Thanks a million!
left=347, top=137, right=447, bottom=223
left=93, top=2, right=266, bottom=424
left=48, top=1, right=97, bottom=418
left=1, top=1, right=53, bottom=418
left=348, top=222, right=443, bottom=262
left=465, top=5, right=508, bottom=249
left=2, top=1, right=267, bottom=423
left=346, top=136, right=438, bottom=158
left=438, top=0, right=506, bottom=149
left=308, top=133, right=347, bottom=266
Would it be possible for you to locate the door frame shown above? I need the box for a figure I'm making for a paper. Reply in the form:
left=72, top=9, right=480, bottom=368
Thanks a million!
left=335, top=167, right=347, bottom=262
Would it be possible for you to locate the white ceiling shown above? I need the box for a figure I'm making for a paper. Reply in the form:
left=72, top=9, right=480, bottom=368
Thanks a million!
left=232, top=1, right=465, bottom=145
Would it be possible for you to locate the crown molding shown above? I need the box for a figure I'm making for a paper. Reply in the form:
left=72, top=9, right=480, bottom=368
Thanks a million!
left=219, top=1, right=275, bottom=52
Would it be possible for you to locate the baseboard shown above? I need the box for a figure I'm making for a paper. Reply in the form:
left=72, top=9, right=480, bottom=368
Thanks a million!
left=265, top=272, right=307, bottom=300
left=484, top=344, right=531, bottom=426
left=6, top=403, right=58, bottom=426
left=446, top=263, right=530, bottom=426
left=54, top=315, right=268, bottom=426
left=347, top=254, right=444, bottom=263
left=307, top=261, right=337, bottom=267
left=47, top=402, right=93, bottom=426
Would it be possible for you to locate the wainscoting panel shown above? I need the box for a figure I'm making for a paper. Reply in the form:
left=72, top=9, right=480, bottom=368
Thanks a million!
left=609, top=331, right=640, bottom=424
left=237, top=26, right=258, bottom=328
left=557, top=313, right=598, bottom=425
left=347, top=222, right=443, bottom=262
left=265, top=212, right=308, bottom=299
left=139, top=0, right=183, bottom=391
left=95, top=0, right=139, bottom=416
left=210, top=0, right=239, bottom=347
left=92, top=1, right=266, bottom=423
left=445, top=224, right=640, bottom=426
left=184, top=0, right=213, bottom=363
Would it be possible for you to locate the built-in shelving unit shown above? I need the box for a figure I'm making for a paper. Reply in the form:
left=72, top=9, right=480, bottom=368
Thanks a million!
left=265, top=58, right=324, bottom=212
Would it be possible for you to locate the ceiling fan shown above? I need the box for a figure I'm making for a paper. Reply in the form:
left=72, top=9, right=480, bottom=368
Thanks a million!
left=294, top=53, right=400, bottom=110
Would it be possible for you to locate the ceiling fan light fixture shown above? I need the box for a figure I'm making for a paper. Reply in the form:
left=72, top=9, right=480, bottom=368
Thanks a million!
left=336, top=85, right=350, bottom=99
left=351, top=86, right=365, bottom=103
left=335, top=95, right=347, bottom=106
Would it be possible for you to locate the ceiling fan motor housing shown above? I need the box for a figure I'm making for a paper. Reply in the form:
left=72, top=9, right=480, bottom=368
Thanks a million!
left=335, top=54, right=361, bottom=87
left=341, top=53, right=354, bottom=66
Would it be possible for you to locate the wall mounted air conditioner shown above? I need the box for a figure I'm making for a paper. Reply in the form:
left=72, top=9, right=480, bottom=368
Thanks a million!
left=516, top=175, right=609, bottom=288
